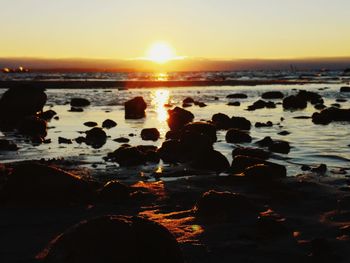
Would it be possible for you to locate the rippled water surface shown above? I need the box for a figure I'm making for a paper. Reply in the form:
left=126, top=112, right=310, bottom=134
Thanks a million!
left=1, top=84, right=349, bottom=179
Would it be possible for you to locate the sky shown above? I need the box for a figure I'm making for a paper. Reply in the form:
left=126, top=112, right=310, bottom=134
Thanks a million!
left=1, top=0, right=350, bottom=66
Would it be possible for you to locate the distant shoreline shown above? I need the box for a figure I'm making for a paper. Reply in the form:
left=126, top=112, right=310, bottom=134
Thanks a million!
left=0, top=79, right=318, bottom=89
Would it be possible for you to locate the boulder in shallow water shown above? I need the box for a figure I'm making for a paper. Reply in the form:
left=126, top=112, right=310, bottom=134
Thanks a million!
left=0, top=139, right=18, bottom=151
left=85, top=127, right=107, bottom=148
left=84, top=121, right=98, bottom=127
left=261, top=91, right=284, bottom=99
left=225, top=129, right=252, bottom=143
left=256, top=136, right=290, bottom=154
left=39, top=110, right=57, bottom=121
left=106, top=145, right=159, bottom=166
left=226, top=93, right=248, bottom=99
left=340, top=86, right=350, bottom=92
left=191, top=150, right=230, bottom=173
left=167, top=107, right=194, bottom=131
left=38, top=215, right=183, bottom=263
left=18, top=116, right=47, bottom=140
left=312, top=107, right=350, bottom=125
left=98, top=180, right=130, bottom=201
left=70, top=98, right=90, bottom=107
left=124, top=97, right=147, bottom=119
left=283, top=95, right=307, bottom=110
left=212, top=113, right=231, bottom=130
left=183, top=122, right=217, bottom=143
left=102, top=119, right=117, bottom=129
left=230, top=116, right=251, bottom=130
left=232, top=147, right=270, bottom=160
left=141, top=128, right=160, bottom=141
left=243, top=164, right=286, bottom=180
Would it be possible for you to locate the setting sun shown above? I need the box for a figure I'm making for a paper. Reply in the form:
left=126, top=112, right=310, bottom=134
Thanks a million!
left=146, top=42, right=176, bottom=64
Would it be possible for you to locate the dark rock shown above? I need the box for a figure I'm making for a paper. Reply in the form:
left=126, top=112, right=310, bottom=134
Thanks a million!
left=102, top=119, right=117, bottom=129
left=194, top=190, right=258, bottom=222
left=232, top=147, right=270, bottom=160
left=167, top=107, right=194, bottom=131
left=180, top=131, right=213, bottom=156
left=18, top=116, right=47, bottom=139
left=243, top=164, right=286, bottom=179
left=191, top=150, right=230, bottom=173
left=336, top=98, right=347, bottom=103
left=331, top=103, right=341, bottom=108
left=197, top=102, right=207, bottom=107
left=75, top=136, right=86, bottom=144
left=183, top=122, right=217, bottom=143
left=261, top=91, right=284, bottom=99
left=256, top=212, right=290, bottom=238
left=0, top=139, right=18, bottom=151
left=183, top=97, right=194, bottom=104
left=0, top=87, right=47, bottom=124
left=298, top=90, right=323, bottom=105
left=58, top=137, right=72, bottom=144
left=39, top=110, right=57, bottom=121
left=301, top=165, right=311, bottom=171
left=283, top=95, right=307, bottom=110
left=38, top=215, right=183, bottom=263
left=293, top=116, right=311, bottom=119
left=125, top=97, right=147, bottom=119
left=136, top=145, right=160, bottom=163
left=69, top=107, right=84, bottom=112
left=226, top=129, right=252, bottom=143
left=231, top=155, right=286, bottom=177
left=84, top=121, right=98, bottom=127
left=182, top=103, right=192, bottom=108
left=1, top=161, right=95, bottom=205
left=226, top=93, right=248, bottom=99
left=248, top=100, right=276, bottom=111
left=70, top=98, right=90, bottom=107
left=113, top=137, right=130, bottom=143
left=165, top=130, right=181, bottom=140
left=230, top=116, right=251, bottom=130
left=212, top=113, right=231, bottom=129
left=311, top=164, right=327, bottom=174
left=340, top=86, right=350, bottom=92
left=107, top=145, right=159, bottom=166
left=256, top=136, right=290, bottom=154
left=227, top=101, right=240, bottom=106
left=158, top=140, right=184, bottom=163
left=314, top=104, right=326, bottom=110
left=85, top=127, right=107, bottom=148
left=312, top=107, right=350, bottom=125
left=255, top=121, right=273, bottom=128
left=278, top=131, right=290, bottom=136
left=98, top=180, right=130, bottom=201
left=141, top=128, right=160, bottom=141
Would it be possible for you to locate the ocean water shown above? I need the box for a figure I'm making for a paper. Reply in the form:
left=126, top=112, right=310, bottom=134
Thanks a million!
left=0, top=81, right=350, bottom=181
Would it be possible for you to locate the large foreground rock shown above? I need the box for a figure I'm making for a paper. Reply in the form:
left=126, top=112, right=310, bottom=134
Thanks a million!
left=183, top=122, right=217, bottom=143
left=70, top=98, right=90, bottom=107
left=226, top=129, right=252, bottom=143
left=0, top=162, right=95, bottom=205
left=312, top=107, right=350, bottom=124
left=125, top=97, right=147, bottom=119
left=167, top=107, right=194, bottom=130
left=85, top=127, right=107, bottom=148
left=38, top=215, right=183, bottom=263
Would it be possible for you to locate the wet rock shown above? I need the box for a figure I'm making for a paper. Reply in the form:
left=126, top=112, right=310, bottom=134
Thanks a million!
left=194, top=190, right=258, bottom=222
left=58, top=137, right=72, bottom=144
left=113, top=137, right=130, bottom=143
left=107, top=145, right=159, bottom=166
left=312, top=107, right=350, bottom=125
left=70, top=98, right=90, bottom=107
left=243, top=164, right=286, bottom=180
left=231, top=155, right=286, bottom=177
left=248, top=100, right=276, bottom=111
left=191, top=150, right=230, bottom=173
left=141, top=128, right=160, bottom=141
left=84, top=121, right=98, bottom=127
left=136, top=145, right=160, bottom=163
left=283, top=95, right=307, bottom=110
left=278, top=131, right=290, bottom=136
left=180, top=130, right=213, bottom=156
left=158, top=140, right=184, bottom=163
left=298, top=90, right=323, bottom=105
left=38, top=215, right=183, bottom=263
left=182, top=103, right=192, bottom=108
left=232, top=147, right=270, bottom=160
left=336, top=98, right=347, bottom=103
left=183, top=122, right=217, bottom=143
left=18, top=116, right=47, bottom=139
left=98, top=180, right=130, bottom=201
left=0, top=161, right=95, bottom=205
left=0, top=87, right=47, bottom=125
left=197, top=102, right=207, bottom=107
left=69, top=107, right=83, bottom=112
left=39, top=110, right=57, bottom=121
left=226, top=129, right=252, bottom=143
left=230, top=116, right=251, bottom=130
left=124, top=97, right=147, bottom=119
left=311, top=164, right=327, bottom=174
left=85, top=127, right=107, bottom=148
left=183, top=97, right=194, bottom=104
left=0, top=139, right=18, bottom=151
left=331, top=103, right=341, bottom=108
left=261, top=91, right=284, bottom=99
left=165, top=130, right=181, bottom=140
left=226, top=93, right=248, bottom=99
left=167, top=107, right=194, bottom=131
left=301, top=165, right=311, bottom=171
left=314, top=103, right=326, bottom=110
left=75, top=136, right=86, bottom=144
left=212, top=113, right=231, bottom=129
left=102, top=119, right=117, bottom=129
left=340, top=86, right=350, bottom=92
left=293, top=116, right=311, bottom=119
left=255, top=121, right=273, bottom=128
left=227, top=101, right=240, bottom=106
left=256, top=136, right=290, bottom=154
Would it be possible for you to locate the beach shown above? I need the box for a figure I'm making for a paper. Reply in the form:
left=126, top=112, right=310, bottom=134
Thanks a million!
left=0, top=75, right=350, bottom=262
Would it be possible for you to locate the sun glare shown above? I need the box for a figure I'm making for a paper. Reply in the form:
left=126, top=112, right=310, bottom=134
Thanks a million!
left=147, top=42, right=176, bottom=64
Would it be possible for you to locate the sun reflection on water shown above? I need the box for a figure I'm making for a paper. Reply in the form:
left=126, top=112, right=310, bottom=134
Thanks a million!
left=152, top=89, right=170, bottom=122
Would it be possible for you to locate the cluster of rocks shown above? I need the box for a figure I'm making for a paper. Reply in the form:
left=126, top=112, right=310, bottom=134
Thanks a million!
left=283, top=90, right=323, bottom=110
left=182, top=97, right=207, bottom=108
